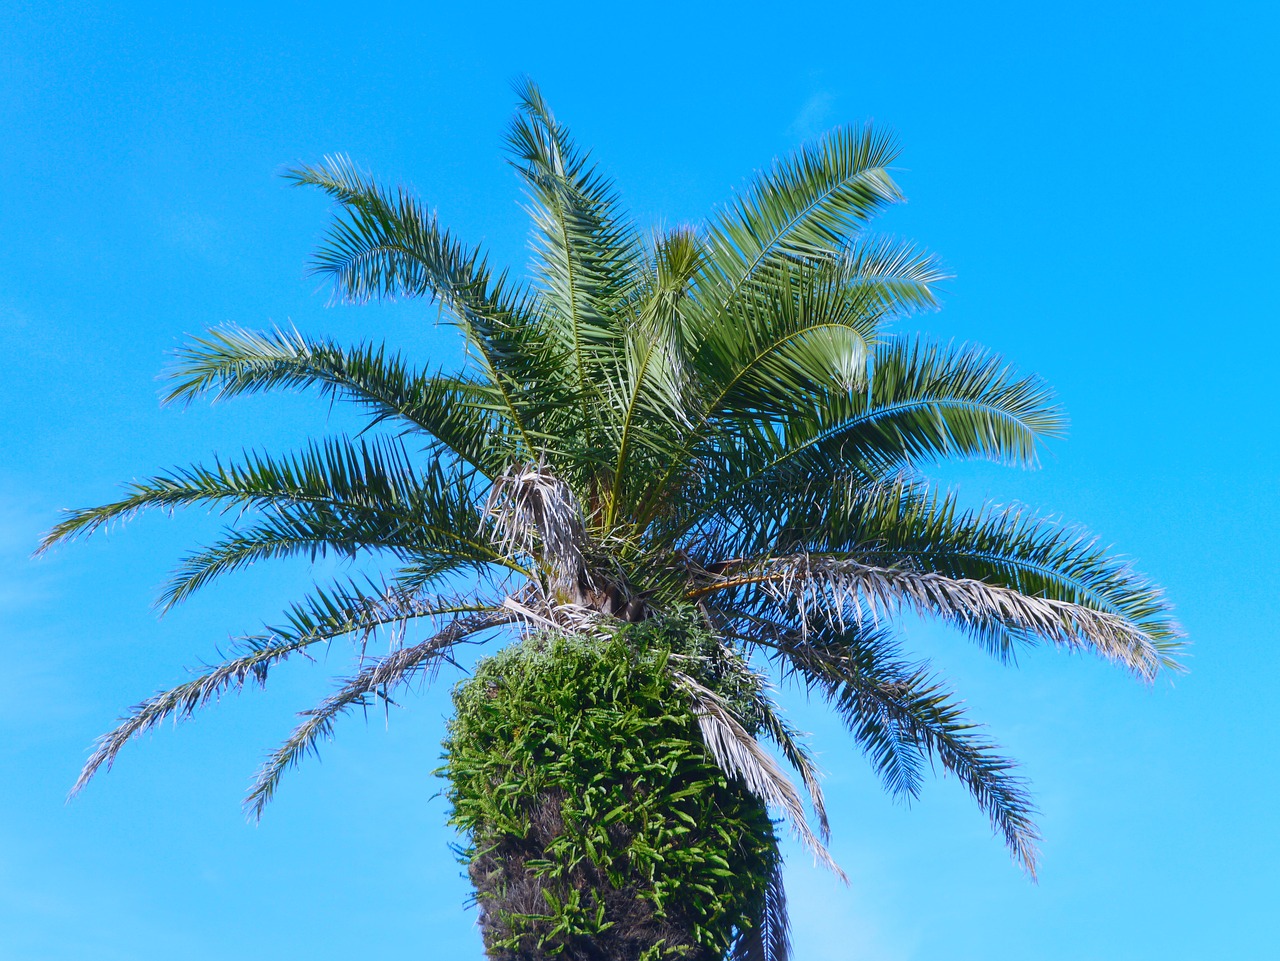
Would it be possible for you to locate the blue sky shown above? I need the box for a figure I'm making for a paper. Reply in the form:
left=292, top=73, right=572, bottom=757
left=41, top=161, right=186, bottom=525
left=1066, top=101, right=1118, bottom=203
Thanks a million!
left=3, top=1, right=1277, bottom=958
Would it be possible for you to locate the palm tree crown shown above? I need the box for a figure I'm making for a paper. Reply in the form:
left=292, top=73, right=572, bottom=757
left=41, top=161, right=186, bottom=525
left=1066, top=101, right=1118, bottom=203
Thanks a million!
left=43, top=80, right=1182, bottom=952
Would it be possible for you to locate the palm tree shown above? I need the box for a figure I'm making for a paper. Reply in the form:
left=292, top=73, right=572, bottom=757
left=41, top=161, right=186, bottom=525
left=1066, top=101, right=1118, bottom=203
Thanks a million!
left=42, top=81, right=1182, bottom=960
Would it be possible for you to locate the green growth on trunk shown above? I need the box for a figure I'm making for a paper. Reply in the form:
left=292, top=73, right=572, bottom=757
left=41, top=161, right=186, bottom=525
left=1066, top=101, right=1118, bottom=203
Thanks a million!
left=442, top=624, right=778, bottom=961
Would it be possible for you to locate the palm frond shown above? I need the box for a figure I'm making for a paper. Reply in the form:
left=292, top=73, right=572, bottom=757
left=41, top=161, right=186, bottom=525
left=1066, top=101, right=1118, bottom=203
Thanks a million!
left=750, top=334, right=1062, bottom=489
left=678, top=636, right=830, bottom=839
left=791, top=480, right=1184, bottom=668
left=652, top=337, right=1066, bottom=554
left=700, top=236, right=948, bottom=413
left=637, top=262, right=893, bottom=532
left=273, top=579, right=495, bottom=647
left=506, top=78, right=642, bottom=432
left=750, top=621, right=1040, bottom=875
left=42, top=436, right=508, bottom=569
left=285, top=155, right=559, bottom=459
left=834, top=233, right=948, bottom=318
left=731, top=855, right=790, bottom=961
left=158, top=515, right=389, bottom=612
left=751, top=697, right=829, bottom=842
left=696, top=257, right=879, bottom=414
left=741, top=554, right=1172, bottom=678
left=245, top=609, right=512, bottom=818
left=674, top=672, right=845, bottom=881
left=165, top=326, right=508, bottom=475
left=601, top=229, right=702, bottom=526
left=635, top=254, right=958, bottom=537
left=686, top=476, right=1182, bottom=676
left=70, top=585, right=488, bottom=799
left=69, top=635, right=312, bottom=800
left=157, top=502, right=496, bottom=613
left=852, top=336, right=1065, bottom=469
left=700, top=125, right=902, bottom=320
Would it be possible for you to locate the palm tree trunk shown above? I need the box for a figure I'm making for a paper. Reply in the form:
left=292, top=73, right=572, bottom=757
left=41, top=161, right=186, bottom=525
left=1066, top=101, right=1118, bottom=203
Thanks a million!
left=443, top=631, right=776, bottom=961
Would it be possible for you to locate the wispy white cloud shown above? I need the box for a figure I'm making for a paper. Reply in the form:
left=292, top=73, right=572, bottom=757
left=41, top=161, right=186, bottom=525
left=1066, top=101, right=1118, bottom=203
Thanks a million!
left=0, top=495, right=54, bottom=613
left=788, top=91, right=836, bottom=141
left=154, top=208, right=232, bottom=266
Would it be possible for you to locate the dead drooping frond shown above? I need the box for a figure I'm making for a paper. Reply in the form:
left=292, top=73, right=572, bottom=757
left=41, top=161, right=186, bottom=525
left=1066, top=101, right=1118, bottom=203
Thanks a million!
left=484, top=462, right=593, bottom=598
left=498, top=593, right=612, bottom=638
left=68, top=635, right=310, bottom=801
left=673, top=672, right=845, bottom=882
left=750, top=696, right=830, bottom=843
left=245, top=609, right=513, bottom=818
left=730, top=857, right=791, bottom=961
left=68, top=585, right=494, bottom=801
left=687, top=637, right=832, bottom=842
left=757, top=554, right=1174, bottom=680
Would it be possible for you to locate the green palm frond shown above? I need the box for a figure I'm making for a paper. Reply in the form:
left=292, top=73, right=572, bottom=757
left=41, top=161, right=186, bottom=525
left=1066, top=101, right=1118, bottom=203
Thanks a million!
left=760, top=623, right=1040, bottom=876
left=657, top=337, right=1064, bottom=551
left=765, top=335, right=1063, bottom=477
left=636, top=266, right=959, bottom=536
left=730, top=855, right=790, bottom=961
left=697, top=477, right=1183, bottom=673
left=284, top=155, right=560, bottom=459
left=698, top=236, right=949, bottom=412
left=634, top=262, right=885, bottom=531
left=600, top=229, right=703, bottom=526
left=506, top=78, right=643, bottom=439
left=157, top=499, right=497, bottom=613
left=697, top=258, right=879, bottom=412
left=699, top=125, right=903, bottom=321
left=42, top=436, right=498, bottom=560
left=166, top=326, right=508, bottom=474
left=834, top=234, right=948, bottom=317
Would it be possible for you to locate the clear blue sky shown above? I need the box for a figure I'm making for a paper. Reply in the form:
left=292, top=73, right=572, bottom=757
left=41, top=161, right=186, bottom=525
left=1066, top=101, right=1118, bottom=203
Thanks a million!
left=3, top=2, right=1277, bottom=958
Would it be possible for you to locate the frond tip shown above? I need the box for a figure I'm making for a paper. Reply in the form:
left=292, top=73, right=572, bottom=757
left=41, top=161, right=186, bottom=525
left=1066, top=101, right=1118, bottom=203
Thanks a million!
left=67, top=635, right=308, bottom=801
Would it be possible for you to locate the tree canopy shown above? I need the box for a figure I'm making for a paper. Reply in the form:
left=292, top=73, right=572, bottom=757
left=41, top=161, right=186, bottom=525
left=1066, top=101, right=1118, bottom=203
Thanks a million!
left=42, top=79, right=1182, bottom=959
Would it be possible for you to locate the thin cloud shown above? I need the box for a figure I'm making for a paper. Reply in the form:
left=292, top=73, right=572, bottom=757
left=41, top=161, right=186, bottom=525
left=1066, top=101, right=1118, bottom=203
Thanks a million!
left=0, top=495, right=55, bottom=612
left=788, top=91, right=835, bottom=140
